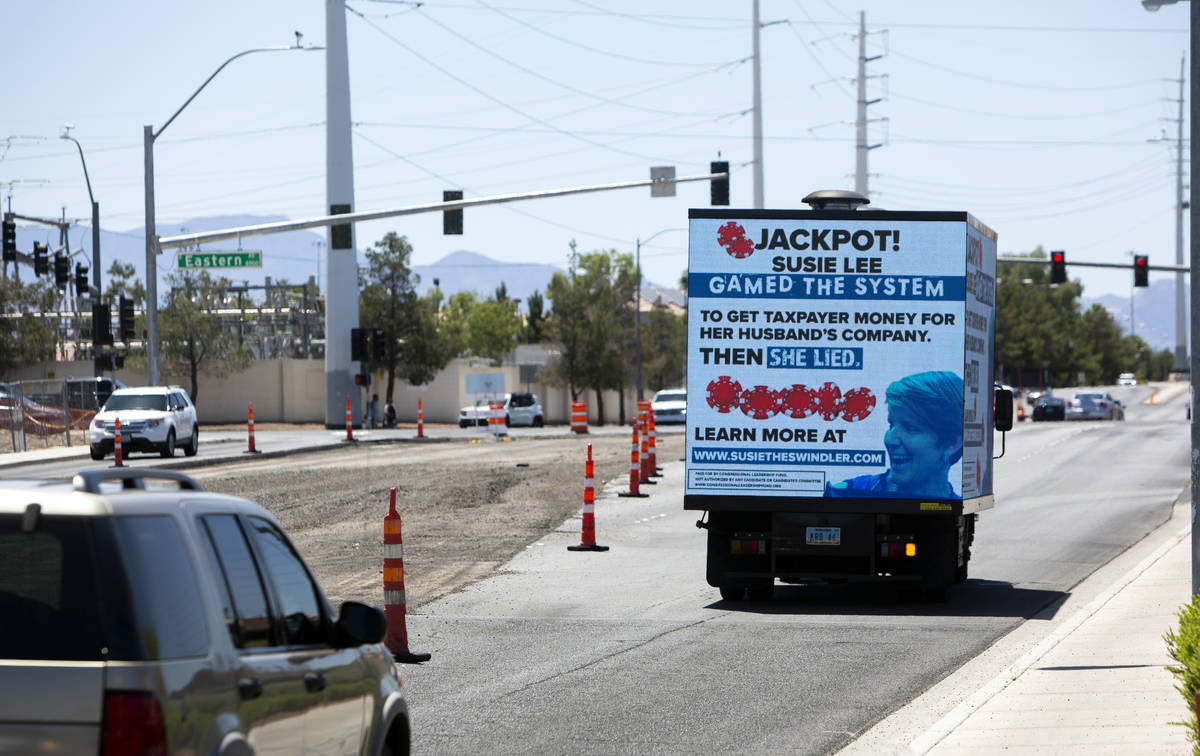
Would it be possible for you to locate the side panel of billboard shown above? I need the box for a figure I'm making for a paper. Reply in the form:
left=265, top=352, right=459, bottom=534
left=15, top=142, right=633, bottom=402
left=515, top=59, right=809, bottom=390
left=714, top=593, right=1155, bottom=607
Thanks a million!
left=686, top=212, right=985, bottom=503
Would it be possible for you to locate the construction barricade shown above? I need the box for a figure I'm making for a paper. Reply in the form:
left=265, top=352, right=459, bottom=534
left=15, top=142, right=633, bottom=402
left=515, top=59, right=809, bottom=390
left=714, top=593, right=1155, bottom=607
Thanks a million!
left=570, top=401, right=588, bottom=434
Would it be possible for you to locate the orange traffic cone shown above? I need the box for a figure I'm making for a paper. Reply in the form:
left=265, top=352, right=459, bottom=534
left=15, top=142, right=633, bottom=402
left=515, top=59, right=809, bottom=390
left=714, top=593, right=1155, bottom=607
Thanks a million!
left=113, top=414, right=124, bottom=467
left=618, top=418, right=648, bottom=498
left=245, top=402, right=261, bottom=454
left=569, top=444, right=609, bottom=552
left=345, top=395, right=355, bottom=441
left=1017, top=402, right=1026, bottom=422
left=383, top=487, right=431, bottom=664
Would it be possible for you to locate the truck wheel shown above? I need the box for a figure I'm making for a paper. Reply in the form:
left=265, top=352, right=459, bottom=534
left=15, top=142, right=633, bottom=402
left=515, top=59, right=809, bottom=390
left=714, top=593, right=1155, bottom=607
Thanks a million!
left=747, top=581, right=774, bottom=602
left=719, top=584, right=745, bottom=602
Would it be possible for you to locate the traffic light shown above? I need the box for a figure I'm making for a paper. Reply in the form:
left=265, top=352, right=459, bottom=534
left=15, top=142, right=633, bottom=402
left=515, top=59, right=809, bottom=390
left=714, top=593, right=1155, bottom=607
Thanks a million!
left=443, top=190, right=463, bottom=235
left=95, top=303, right=113, bottom=345
left=1050, top=250, right=1066, bottom=284
left=351, top=327, right=367, bottom=362
left=118, top=296, right=135, bottom=341
left=53, top=253, right=69, bottom=290
left=1134, top=254, right=1149, bottom=287
left=354, top=372, right=371, bottom=386
left=1, top=219, right=14, bottom=262
left=372, top=328, right=386, bottom=361
left=710, top=161, right=729, bottom=206
left=75, top=262, right=89, bottom=293
left=33, top=242, right=48, bottom=276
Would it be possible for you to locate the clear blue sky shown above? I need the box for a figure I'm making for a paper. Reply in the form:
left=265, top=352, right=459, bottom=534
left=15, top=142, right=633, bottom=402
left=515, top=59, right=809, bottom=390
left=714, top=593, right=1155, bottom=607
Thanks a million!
left=1, top=1, right=1189, bottom=299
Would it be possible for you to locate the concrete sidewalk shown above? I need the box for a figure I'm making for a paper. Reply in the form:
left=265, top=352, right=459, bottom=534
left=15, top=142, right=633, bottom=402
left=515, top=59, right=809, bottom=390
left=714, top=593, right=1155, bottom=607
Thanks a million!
left=844, top=491, right=1194, bottom=755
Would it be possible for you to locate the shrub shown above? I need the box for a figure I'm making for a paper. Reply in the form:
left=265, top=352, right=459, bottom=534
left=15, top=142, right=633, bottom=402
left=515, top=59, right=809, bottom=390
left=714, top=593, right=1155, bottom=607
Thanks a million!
left=1164, top=591, right=1200, bottom=755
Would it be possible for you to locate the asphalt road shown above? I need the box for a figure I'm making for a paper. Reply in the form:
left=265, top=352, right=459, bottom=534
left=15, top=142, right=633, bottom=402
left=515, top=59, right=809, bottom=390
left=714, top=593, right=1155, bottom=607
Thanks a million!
left=0, top=384, right=1186, bottom=754
left=396, top=384, right=1188, bottom=755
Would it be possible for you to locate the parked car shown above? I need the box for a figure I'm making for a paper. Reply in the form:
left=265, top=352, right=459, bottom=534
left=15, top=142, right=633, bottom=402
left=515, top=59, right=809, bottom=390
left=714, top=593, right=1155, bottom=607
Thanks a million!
left=1117, top=373, right=1137, bottom=386
left=1066, top=391, right=1124, bottom=421
left=0, top=468, right=411, bottom=755
left=651, top=388, right=687, bottom=425
left=459, top=392, right=544, bottom=428
left=1032, top=395, right=1066, bottom=421
left=89, top=385, right=199, bottom=459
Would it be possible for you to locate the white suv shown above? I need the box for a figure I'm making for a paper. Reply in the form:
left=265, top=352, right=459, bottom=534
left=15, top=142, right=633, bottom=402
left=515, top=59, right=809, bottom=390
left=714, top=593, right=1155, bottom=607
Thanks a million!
left=0, top=468, right=410, bottom=755
left=459, top=392, right=545, bottom=428
left=89, top=385, right=199, bottom=459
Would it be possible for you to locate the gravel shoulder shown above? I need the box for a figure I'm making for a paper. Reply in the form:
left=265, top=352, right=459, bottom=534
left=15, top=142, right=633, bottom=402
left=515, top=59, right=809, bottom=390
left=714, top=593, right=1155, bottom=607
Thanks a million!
left=190, top=431, right=684, bottom=609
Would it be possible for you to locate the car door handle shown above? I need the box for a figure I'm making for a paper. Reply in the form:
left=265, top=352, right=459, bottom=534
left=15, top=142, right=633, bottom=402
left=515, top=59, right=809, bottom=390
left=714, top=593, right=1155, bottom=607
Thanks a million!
left=304, top=672, right=326, bottom=693
left=237, top=677, right=263, bottom=700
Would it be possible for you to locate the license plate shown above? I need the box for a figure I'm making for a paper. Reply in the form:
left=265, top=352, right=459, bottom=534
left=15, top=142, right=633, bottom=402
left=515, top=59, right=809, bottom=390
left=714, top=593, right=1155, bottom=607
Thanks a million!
left=806, top=526, right=841, bottom=546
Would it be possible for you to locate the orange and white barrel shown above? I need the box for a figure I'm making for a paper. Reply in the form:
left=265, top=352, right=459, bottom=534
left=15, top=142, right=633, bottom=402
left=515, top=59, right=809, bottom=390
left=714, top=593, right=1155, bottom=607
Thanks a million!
left=570, top=401, right=588, bottom=434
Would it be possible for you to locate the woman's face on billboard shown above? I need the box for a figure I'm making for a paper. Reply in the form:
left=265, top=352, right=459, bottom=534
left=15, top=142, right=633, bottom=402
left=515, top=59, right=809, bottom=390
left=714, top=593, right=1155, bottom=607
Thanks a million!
left=883, top=406, right=953, bottom=489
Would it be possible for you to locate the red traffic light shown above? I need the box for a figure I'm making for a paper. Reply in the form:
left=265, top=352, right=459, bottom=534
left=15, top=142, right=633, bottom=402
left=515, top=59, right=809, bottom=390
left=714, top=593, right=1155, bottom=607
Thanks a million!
left=1134, top=254, right=1149, bottom=287
left=1051, top=251, right=1064, bottom=264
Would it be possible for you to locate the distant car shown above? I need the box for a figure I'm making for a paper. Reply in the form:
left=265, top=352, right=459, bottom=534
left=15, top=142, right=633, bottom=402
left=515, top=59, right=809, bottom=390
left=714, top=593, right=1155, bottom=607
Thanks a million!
left=1066, top=391, right=1124, bottom=421
left=651, top=388, right=687, bottom=425
left=1025, top=387, right=1052, bottom=406
left=89, top=385, right=199, bottom=459
left=1117, top=373, right=1137, bottom=386
left=0, top=468, right=410, bottom=756
left=1032, top=395, right=1066, bottom=421
left=459, top=392, right=544, bottom=428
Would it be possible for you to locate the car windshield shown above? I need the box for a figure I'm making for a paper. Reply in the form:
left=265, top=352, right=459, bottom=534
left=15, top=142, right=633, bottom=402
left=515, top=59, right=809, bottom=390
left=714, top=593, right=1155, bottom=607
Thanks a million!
left=105, top=394, right=168, bottom=412
left=655, top=392, right=686, bottom=403
left=1073, top=394, right=1102, bottom=402
left=1038, top=397, right=1064, bottom=406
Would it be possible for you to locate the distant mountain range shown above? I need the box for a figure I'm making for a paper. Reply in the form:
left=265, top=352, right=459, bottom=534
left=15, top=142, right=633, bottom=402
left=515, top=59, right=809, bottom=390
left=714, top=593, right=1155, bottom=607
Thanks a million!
left=8, top=214, right=1182, bottom=350
left=9, top=214, right=681, bottom=312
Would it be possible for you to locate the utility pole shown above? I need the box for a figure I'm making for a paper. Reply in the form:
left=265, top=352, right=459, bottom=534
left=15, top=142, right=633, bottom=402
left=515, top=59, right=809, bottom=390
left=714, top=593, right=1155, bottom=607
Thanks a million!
left=751, top=0, right=764, bottom=208
left=853, top=11, right=885, bottom=198
left=1174, top=54, right=1187, bottom=373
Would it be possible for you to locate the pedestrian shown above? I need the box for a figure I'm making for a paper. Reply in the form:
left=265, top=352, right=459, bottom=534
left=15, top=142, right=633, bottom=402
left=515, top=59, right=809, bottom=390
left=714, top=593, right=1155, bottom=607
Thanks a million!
left=366, top=393, right=379, bottom=429
left=384, top=398, right=397, bottom=428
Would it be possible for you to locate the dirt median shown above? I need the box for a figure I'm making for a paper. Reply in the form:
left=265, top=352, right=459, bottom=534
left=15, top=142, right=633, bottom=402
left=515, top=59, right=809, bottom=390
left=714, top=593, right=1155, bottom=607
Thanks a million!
left=190, top=431, right=685, bottom=609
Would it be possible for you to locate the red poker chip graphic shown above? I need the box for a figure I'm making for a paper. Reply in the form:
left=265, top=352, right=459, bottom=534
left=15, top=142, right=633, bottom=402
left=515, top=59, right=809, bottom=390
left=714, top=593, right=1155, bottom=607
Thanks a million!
left=706, top=376, right=743, bottom=413
left=840, top=387, right=876, bottom=422
left=740, top=385, right=778, bottom=419
left=716, top=221, right=755, bottom=259
left=813, top=382, right=844, bottom=421
left=776, top=384, right=814, bottom=419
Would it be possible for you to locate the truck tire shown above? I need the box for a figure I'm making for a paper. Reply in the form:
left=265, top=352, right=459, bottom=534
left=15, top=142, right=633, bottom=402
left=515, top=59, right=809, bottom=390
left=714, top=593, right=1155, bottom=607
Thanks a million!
left=955, top=515, right=975, bottom=584
left=719, top=584, right=745, bottom=602
left=920, top=516, right=957, bottom=602
left=747, top=581, right=774, bottom=602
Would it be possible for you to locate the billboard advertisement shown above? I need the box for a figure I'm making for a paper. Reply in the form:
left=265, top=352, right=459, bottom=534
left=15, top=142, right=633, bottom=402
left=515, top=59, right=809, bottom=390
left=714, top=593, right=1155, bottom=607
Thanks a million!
left=685, top=210, right=996, bottom=504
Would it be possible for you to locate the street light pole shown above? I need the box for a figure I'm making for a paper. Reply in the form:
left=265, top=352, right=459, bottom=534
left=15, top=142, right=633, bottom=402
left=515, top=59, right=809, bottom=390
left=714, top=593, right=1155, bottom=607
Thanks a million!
left=635, top=228, right=686, bottom=401
left=60, top=129, right=101, bottom=377
left=142, top=41, right=322, bottom=386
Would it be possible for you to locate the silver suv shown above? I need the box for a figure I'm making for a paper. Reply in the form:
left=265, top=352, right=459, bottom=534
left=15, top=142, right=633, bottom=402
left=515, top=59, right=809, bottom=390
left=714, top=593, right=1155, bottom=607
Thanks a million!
left=89, top=385, right=199, bottom=459
left=0, top=469, right=411, bottom=755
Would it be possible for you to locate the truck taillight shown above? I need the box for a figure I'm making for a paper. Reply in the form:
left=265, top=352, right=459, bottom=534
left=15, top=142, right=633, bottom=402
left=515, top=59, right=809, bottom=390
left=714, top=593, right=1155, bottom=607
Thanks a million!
left=731, top=538, right=767, bottom=554
left=101, top=691, right=167, bottom=756
left=880, top=541, right=916, bottom=558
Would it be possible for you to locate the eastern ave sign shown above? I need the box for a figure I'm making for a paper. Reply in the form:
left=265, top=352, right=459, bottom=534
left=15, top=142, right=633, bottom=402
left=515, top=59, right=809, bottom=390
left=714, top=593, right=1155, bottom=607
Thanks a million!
left=177, top=250, right=262, bottom=269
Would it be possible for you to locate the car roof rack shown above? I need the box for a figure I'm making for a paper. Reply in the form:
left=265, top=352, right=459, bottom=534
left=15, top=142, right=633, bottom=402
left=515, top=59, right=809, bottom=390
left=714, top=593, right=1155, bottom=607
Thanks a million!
left=72, top=469, right=204, bottom=494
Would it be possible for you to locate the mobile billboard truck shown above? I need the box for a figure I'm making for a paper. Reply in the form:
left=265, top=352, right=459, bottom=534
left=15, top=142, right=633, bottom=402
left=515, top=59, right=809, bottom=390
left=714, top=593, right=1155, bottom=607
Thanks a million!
left=686, top=192, right=1013, bottom=601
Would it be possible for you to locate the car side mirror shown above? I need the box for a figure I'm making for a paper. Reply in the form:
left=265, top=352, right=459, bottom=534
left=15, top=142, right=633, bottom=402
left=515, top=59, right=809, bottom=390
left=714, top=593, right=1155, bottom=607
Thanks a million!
left=994, top=388, right=1014, bottom=432
left=335, top=601, right=387, bottom=647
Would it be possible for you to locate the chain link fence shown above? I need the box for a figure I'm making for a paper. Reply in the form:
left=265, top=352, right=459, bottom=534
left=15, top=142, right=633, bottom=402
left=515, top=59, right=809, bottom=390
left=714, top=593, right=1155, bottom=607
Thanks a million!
left=0, top=379, right=100, bottom=453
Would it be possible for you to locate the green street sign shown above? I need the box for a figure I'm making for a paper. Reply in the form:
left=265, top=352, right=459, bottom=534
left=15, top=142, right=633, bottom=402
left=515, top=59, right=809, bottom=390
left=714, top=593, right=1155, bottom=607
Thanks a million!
left=177, top=250, right=262, bottom=270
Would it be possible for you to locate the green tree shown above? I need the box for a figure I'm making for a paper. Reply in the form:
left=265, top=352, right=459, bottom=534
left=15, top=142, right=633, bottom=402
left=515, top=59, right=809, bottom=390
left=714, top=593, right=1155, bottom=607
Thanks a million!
left=465, top=297, right=522, bottom=365
left=643, top=299, right=687, bottom=392
left=995, top=247, right=1084, bottom=387
left=523, top=289, right=545, bottom=344
left=399, top=287, right=458, bottom=388
left=158, top=270, right=252, bottom=404
left=103, top=260, right=146, bottom=306
left=0, top=276, right=57, bottom=374
left=544, top=249, right=636, bottom=423
left=359, top=232, right=419, bottom=401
